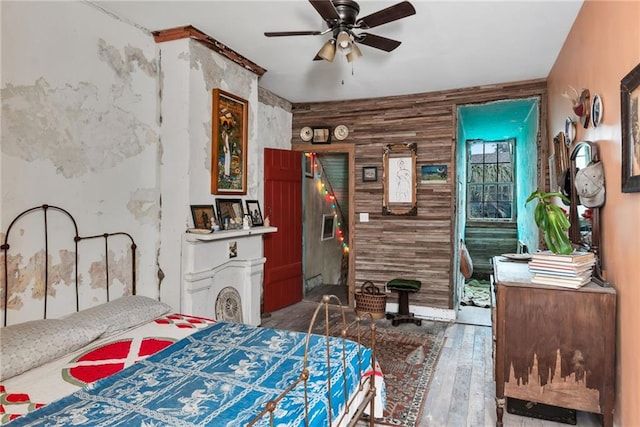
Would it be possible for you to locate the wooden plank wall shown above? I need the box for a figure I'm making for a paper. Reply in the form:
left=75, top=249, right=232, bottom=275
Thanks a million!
left=292, top=79, right=547, bottom=310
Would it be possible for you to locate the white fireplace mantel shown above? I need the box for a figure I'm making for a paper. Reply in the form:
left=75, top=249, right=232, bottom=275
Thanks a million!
left=181, top=226, right=277, bottom=326
left=184, top=226, right=277, bottom=242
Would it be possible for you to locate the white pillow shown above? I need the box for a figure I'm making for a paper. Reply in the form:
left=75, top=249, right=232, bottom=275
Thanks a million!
left=0, top=295, right=171, bottom=381
left=67, top=295, right=172, bottom=336
left=0, top=318, right=106, bottom=381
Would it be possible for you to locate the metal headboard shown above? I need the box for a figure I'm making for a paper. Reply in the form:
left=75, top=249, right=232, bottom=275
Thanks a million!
left=2, top=204, right=137, bottom=326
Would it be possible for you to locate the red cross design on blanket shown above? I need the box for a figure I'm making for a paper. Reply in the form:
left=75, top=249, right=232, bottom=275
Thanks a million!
left=0, top=313, right=214, bottom=424
left=0, top=386, right=45, bottom=424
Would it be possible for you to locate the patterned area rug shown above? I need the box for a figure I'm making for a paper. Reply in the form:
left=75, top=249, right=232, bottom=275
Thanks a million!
left=340, top=322, right=447, bottom=426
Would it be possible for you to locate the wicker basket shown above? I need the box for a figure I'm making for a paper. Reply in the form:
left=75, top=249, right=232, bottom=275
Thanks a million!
left=354, top=281, right=387, bottom=319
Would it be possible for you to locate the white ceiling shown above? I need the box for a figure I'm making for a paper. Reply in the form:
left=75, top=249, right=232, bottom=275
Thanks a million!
left=94, top=0, right=584, bottom=104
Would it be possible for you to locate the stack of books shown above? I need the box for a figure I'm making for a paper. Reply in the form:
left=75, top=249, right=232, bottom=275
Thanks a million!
left=528, top=251, right=595, bottom=288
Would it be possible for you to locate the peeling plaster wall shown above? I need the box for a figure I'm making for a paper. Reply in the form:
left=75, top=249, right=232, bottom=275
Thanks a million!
left=157, top=39, right=292, bottom=310
left=1, top=2, right=293, bottom=319
left=1, top=2, right=160, bottom=314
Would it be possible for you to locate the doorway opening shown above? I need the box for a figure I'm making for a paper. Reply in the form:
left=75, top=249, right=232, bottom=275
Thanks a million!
left=455, top=98, right=540, bottom=325
left=295, top=145, right=355, bottom=307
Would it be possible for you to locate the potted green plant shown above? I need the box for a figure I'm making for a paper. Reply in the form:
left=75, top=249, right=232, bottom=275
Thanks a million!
left=526, top=189, right=573, bottom=254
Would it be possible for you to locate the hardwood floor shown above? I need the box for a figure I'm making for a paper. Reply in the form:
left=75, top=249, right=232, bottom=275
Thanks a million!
left=260, top=301, right=602, bottom=427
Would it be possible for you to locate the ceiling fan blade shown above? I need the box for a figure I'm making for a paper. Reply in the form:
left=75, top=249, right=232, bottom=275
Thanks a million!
left=356, top=33, right=402, bottom=52
left=265, top=31, right=322, bottom=37
left=356, top=1, right=416, bottom=29
left=309, top=0, right=340, bottom=22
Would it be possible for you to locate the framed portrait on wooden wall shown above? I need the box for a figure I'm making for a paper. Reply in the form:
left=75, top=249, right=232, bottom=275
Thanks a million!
left=362, top=166, right=378, bottom=182
left=211, top=89, right=248, bottom=195
left=621, top=62, right=640, bottom=193
left=383, top=143, right=417, bottom=216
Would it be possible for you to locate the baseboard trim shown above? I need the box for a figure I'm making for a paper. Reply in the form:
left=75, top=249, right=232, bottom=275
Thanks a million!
left=386, top=303, right=456, bottom=323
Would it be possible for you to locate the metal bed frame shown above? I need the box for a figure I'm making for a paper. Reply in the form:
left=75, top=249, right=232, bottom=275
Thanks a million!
left=1, top=204, right=137, bottom=327
left=249, top=294, right=379, bottom=427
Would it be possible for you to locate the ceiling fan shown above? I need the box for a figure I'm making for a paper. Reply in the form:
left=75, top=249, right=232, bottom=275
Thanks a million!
left=264, top=0, right=416, bottom=63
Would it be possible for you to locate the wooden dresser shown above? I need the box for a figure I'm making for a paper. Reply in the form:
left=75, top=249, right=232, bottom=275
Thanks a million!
left=492, top=256, right=616, bottom=427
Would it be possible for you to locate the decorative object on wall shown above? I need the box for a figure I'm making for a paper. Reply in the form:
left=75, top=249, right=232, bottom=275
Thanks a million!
left=245, top=200, right=264, bottom=226
left=621, top=62, right=640, bottom=193
left=211, top=89, right=248, bottom=195
left=228, top=241, right=238, bottom=258
left=564, top=117, right=576, bottom=146
left=553, top=131, right=569, bottom=193
left=383, top=143, right=417, bottom=216
left=362, top=166, right=377, bottom=182
left=562, top=86, right=590, bottom=128
left=264, top=1, right=416, bottom=64
left=321, top=214, right=336, bottom=241
left=591, top=93, right=604, bottom=127
left=333, top=124, right=349, bottom=141
left=190, top=205, right=216, bottom=229
left=312, top=127, right=332, bottom=144
left=215, top=198, right=244, bottom=230
left=420, top=164, right=448, bottom=183
left=304, top=153, right=314, bottom=178
left=577, top=88, right=591, bottom=128
left=300, top=126, right=313, bottom=142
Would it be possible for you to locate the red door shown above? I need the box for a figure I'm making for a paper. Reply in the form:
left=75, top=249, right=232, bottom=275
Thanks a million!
left=263, top=148, right=303, bottom=313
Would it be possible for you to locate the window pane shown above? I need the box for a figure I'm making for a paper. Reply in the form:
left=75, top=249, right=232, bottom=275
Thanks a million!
left=496, top=201, right=512, bottom=218
left=484, top=203, right=500, bottom=218
left=469, top=184, right=483, bottom=202
left=470, top=164, right=484, bottom=183
left=497, top=164, right=513, bottom=182
left=484, top=184, right=497, bottom=202
left=484, top=164, right=497, bottom=182
left=497, top=183, right=512, bottom=201
left=484, top=143, right=498, bottom=162
left=469, top=203, right=483, bottom=219
left=469, top=143, right=483, bottom=165
left=497, top=142, right=511, bottom=161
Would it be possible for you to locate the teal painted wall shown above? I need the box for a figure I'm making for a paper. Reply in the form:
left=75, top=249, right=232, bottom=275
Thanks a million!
left=456, top=98, right=540, bottom=252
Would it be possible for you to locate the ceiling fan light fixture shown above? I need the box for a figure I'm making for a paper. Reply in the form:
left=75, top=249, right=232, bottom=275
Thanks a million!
left=317, top=39, right=336, bottom=62
left=346, top=43, right=362, bottom=63
left=336, top=31, right=352, bottom=50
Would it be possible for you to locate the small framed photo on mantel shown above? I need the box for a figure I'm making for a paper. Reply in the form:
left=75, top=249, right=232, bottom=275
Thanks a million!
left=215, top=198, right=244, bottom=230
left=245, top=200, right=264, bottom=226
left=190, top=205, right=215, bottom=230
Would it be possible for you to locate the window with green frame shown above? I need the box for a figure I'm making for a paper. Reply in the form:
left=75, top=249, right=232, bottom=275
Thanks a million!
left=467, top=139, right=515, bottom=220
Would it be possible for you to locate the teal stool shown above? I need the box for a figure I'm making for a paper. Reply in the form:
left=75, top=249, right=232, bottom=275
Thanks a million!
left=386, top=278, right=422, bottom=326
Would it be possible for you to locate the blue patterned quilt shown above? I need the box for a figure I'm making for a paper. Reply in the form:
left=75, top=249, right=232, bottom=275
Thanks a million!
left=9, top=322, right=383, bottom=426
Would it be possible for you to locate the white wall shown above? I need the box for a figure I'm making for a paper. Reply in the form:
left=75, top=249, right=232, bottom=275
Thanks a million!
left=1, top=2, right=292, bottom=319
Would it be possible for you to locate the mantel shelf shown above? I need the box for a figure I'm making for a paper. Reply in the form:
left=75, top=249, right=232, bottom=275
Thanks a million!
left=185, top=226, right=277, bottom=242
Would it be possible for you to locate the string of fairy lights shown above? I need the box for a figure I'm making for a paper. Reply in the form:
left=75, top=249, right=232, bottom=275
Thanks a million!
left=306, top=153, right=349, bottom=253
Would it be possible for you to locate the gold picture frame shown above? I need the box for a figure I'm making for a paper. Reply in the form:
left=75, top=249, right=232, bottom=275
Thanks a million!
left=383, top=143, right=417, bottom=216
left=211, top=89, right=248, bottom=195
